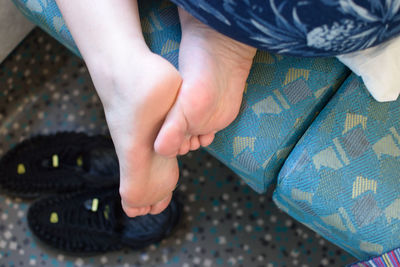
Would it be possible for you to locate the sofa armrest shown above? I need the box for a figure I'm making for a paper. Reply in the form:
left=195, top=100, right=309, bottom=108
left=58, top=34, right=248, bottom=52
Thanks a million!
left=0, top=0, right=34, bottom=63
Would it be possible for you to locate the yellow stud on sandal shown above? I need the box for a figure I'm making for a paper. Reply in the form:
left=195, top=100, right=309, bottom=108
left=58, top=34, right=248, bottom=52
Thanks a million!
left=17, top=163, right=26, bottom=175
left=91, top=198, right=99, bottom=212
left=50, top=212, right=59, bottom=224
left=76, top=155, right=83, bottom=167
left=52, top=154, right=59, bottom=168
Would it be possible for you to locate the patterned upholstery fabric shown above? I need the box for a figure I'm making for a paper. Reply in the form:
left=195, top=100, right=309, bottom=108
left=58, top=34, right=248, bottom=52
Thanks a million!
left=10, top=0, right=350, bottom=194
left=11, top=0, right=80, bottom=57
left=207, top=56, right=349, bottom=193
left=273, top=74, right=400, bottom=259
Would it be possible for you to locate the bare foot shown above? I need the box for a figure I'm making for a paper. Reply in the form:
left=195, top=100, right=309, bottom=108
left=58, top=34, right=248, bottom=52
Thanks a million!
left=55, top=0, right=182, bottom=217
left=154, top=8, right=256, bottom=157
left=90, top=44, right=182, bottom=217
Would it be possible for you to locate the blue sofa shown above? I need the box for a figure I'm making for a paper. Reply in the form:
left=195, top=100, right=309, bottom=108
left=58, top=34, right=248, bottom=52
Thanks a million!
left=11, top=0, right=400, bottom=264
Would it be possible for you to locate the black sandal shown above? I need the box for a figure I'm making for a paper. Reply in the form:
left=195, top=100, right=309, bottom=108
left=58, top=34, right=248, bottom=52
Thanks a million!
left=27, top=188, right=182, bottom=253
left=0, top=132, right=119, bottom=198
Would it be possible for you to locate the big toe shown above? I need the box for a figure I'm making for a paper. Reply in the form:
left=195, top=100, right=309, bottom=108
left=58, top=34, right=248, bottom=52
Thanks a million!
left=155, top=103, right=188, bottom=157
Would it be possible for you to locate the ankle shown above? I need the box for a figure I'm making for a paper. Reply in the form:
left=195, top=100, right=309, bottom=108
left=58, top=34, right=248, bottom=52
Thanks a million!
left=85, top=38, right=150, bottom=76
left=85, top=43, right=152, bottom=108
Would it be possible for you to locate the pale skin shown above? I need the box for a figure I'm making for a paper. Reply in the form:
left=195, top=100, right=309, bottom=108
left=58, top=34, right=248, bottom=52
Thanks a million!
left=56, top=0, right=256, bottom=217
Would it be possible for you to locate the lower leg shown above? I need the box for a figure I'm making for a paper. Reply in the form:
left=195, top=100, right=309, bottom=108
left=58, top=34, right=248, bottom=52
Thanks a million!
left=56, top=0, right=182, bottom=216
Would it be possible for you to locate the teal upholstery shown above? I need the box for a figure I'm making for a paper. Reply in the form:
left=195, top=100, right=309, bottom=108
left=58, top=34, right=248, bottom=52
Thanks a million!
left=274, top=74, right=400, bottom=259
left=207, top=56, right=348, bottom=192
left=11, top=0, right=80, bottom=57
left=10, top=0, right=350, bottom=193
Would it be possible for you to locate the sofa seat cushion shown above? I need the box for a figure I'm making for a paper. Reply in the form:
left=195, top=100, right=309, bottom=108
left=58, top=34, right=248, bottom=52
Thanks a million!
left=273, top=74, right=400, bottom=259
left=11, top=0, right=350, bottom=193
left=207, top=55, right=349, bottom=193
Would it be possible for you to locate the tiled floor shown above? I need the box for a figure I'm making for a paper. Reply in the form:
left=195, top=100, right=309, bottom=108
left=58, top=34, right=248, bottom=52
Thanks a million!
left=0, top=28, right=356, bottom=267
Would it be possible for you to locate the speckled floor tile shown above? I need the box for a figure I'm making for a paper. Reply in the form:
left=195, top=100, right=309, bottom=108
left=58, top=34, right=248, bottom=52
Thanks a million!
left=0, top=28, right=357, bottom=267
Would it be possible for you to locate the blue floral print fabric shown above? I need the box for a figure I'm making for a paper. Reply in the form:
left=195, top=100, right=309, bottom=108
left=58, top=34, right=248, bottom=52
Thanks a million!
left=171, top=0, right=400, bottom=57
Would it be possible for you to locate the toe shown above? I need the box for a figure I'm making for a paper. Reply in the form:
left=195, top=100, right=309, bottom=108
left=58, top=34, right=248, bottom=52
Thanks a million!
left=138, top=206, right=151, bottom=216
left=199, top=132, right=215, bottom=147
left=121, top=200, right=152, bottom=217
left=178, top=138, right=191, bottom=155
left=154, top=103, right=188, bottom=157
left=121, top=202, right=143, bottom=218
left=149, top=193, right=173, bottom=215
left=190, top=136, right=201, bottom=151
